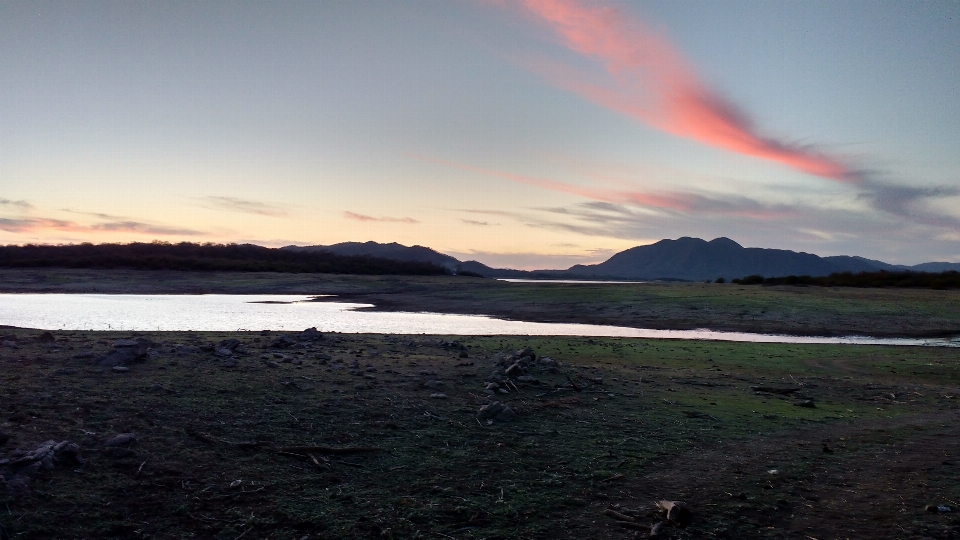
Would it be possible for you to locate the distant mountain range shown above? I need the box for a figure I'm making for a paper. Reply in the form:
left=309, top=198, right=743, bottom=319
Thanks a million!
left=284, top=238, right=960, bottom=281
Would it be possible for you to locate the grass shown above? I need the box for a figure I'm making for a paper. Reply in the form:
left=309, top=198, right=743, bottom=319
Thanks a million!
left=2, top=329, right=959, bottom=539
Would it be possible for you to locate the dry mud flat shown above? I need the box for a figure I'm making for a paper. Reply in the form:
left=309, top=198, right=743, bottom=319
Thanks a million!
left=1, top=328, right=959, bottom=539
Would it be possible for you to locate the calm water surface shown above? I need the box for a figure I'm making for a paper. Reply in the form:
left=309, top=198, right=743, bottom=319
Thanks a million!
left=0, top=294, right=956, bottom=347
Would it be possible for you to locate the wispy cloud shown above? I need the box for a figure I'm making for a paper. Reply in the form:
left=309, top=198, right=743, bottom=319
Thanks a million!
left=427, top=156, right=796, bottom=219
left=859, top=181, right=960, bottom=229
left=0, top=198, right=33, bottom=209
left=0, top=216, right=204, bottom=236
left=510, top=0, right=856, bottom=182
left=343, top=211, right=419, bottom=224
left=461, top=219, right=497, bottom=226
left=200, top=196, right=289, bottom=217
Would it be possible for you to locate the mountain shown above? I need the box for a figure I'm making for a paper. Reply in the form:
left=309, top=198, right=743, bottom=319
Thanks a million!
left=566, top=237, right=923, bottom=281
left=283, top=241, right=527, bottom=277
left=284, top=241, right=461, bottom=270
left=284, top=238, right=959, bottom=281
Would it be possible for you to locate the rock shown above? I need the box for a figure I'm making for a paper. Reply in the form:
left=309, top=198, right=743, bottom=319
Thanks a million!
left=477, top=401, right=517, bottom=422
left=98, top=346, right=148, bottom=367
left=485, top=382, right=501, bottom=391
left=223, top=359, right=238, bottom=368
left=423, top=379, right=444, bottom=389
left=298, top=327, right=322, bottom=341
left=1, top=339, right=19, bottom=348
left=112, top=366, right=129, bottom=372
left=657, top=500, right=692, bottom=525
left=459, top=350, right=469, bottom=358
left=538, top=356, right=558, bottom=367
left=505, top=363, right=526, bottom=377
left=794, top=399, right=816, bottom=408
left=36, top=331, right=56, bottom=343
left=217, top=339, right=242, bottom=351
left=214, top=347, right=233, bottom=357
left=72, top=351, right=95, bottom=359
left=316, top=353, right=332, bottom=361
left=268, top=336, right=297, bottom=349
left=430, top=393, right=448, bottom=399
left=103, top=433, right=137, bottom=447
left=264, top=360, right=280, bottom=368
left=292, top=358, right=303, bottom=365
left=515, top=375, right=540, bottom=384
left=173, top=344, right=201, bottom=355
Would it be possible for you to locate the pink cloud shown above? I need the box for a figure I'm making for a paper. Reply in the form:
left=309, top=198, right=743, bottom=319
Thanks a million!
left=0, top=217, right=203, bottom=236
left=343, top=211, right=419, bottom=224
left=515, top=0, right=857, bottom=183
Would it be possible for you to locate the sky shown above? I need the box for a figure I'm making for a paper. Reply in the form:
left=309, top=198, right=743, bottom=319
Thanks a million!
left=2, top=0, right=959, bottom=269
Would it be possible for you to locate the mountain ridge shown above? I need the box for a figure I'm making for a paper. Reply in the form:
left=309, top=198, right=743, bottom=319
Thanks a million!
left=284, top=238, right=960, bottom=280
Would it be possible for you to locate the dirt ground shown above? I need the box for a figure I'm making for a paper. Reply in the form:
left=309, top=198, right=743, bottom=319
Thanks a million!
left=1, top=328, right=958, bottom=539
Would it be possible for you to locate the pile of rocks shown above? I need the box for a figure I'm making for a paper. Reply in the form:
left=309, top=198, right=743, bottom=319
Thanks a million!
left=476, top=347, right=564, bottom=422
left=0, top=439, right=83, bottom=497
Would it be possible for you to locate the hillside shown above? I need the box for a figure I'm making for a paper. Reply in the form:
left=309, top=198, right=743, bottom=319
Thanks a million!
left=564, top=237, right=955, bottom=281
left=0, top=242, right=450, bottom=275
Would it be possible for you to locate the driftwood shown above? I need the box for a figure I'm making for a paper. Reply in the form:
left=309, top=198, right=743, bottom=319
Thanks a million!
left=602, top=509, right=636, bottom=522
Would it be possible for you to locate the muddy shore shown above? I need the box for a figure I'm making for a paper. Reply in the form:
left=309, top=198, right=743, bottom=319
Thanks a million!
left=2, top=268, right=959, bottom=338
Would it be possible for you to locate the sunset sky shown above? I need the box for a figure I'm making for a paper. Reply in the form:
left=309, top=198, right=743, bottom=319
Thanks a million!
left=2, top=1, right=959, bottom=269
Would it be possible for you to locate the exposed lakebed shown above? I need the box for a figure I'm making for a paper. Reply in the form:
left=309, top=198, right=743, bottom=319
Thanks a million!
left=1, top=294, right=956, bottom=347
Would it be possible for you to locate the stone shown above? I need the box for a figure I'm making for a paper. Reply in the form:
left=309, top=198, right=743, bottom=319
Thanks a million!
left=298, top=327, right=322, bottom=341
left=98, top=346, right=148, bottom=367
left=112, top=366, right=129, bottom=372
left=36, top=331, right=56, bottom=343
left=268, top=336, right=297, bottom=348
left=104, top=433, right=137, bottom=447
left=217, top=339, right=242, bottom=351
left=538, top=356, right=558, bottom=367
left=214, top=347, right=233, bottom=357
left=477, top=401, right=517, bottom=422
left=505, top=363, right=526, bottom=377
left=430, top=393, right=448, bottom=399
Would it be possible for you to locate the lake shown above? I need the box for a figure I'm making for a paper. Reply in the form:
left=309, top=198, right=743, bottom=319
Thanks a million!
left=0, top=294, right=956, bottom=347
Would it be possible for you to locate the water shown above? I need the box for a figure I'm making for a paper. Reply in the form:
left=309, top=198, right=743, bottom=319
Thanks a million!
left=0, top=294, right=956, bottom=347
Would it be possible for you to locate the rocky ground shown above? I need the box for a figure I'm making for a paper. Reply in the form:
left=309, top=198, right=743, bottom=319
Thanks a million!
left=1, top=327, right=959, bottom=539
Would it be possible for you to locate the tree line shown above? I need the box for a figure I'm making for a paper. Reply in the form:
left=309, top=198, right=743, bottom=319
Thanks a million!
left=0, top=242, right=451, bottom=275
left=719, top=270, right=960, bottom=289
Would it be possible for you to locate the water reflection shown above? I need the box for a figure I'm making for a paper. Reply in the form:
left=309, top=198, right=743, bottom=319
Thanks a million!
left=0, top=294, right=956, bottom=347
